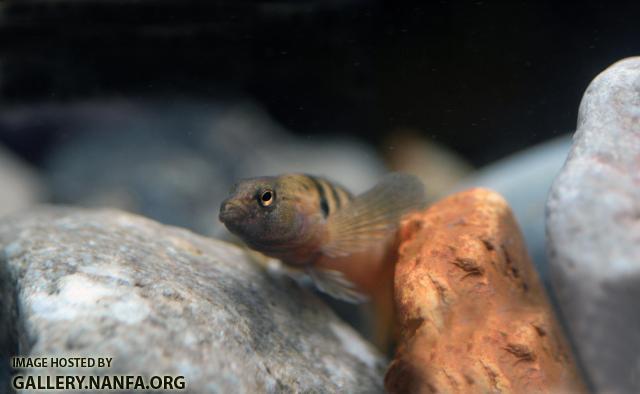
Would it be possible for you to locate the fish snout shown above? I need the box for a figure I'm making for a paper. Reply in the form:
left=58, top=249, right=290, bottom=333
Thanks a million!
left=219, top=199, right=246, bottom=223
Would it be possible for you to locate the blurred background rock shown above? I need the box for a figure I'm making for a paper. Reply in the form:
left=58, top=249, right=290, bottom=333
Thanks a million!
left=0, top=144, right=45, bottom=216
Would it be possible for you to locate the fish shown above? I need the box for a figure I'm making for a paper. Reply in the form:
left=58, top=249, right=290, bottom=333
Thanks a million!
left=218, top=173, right=427, bottom=303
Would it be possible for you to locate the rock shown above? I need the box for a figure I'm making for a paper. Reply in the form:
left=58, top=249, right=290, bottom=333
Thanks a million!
left=458, top=135, right=573, bottom=283
left=36, top=99, right=246, bottom=237
left=385, top=189, right=585, bottom=393
left=546, top=57, right=640, bottom=393
left=0, top=208, right=385, bottom=393
left=0, top=144, right=44, bottom=218
left=384, top=129, right=474, bottom=202
left=46, top=127, right=229, bottom=237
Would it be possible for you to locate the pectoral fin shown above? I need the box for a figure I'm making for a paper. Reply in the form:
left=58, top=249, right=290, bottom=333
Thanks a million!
left=307, top=268, right=368, bottom=303
left=321, top=173, right=427, bottom=258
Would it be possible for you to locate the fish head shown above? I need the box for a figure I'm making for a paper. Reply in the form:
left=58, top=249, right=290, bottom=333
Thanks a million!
left=219, top=176, right=307, bottom=246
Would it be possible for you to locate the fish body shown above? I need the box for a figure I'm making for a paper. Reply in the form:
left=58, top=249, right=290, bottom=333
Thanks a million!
left=219, top=173, right=426, bottom=302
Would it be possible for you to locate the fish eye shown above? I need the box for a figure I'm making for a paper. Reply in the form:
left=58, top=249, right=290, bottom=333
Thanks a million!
left=258, top=189, right=275, bottom=207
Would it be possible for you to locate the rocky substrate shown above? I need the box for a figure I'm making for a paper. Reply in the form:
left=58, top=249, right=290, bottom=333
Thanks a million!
left=0, top=208, right=385, bottom=393
left=385, top=189, right=586, bottom=393
left=547, top=57, right=640, bottom=393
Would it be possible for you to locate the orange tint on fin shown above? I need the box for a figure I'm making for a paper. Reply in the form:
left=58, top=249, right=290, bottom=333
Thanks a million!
left=306, top=268, right=369, bottom=303
left=322, top=173, right=427, bottom=258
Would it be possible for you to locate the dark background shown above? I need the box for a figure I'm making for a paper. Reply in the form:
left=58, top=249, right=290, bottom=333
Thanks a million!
left=0, top=0, right=639, bottom=166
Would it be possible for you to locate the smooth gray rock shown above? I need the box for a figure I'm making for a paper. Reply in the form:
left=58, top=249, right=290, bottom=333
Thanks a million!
left=458, top=134, right=572, bottom=283
left=0, top=208, right=385, bottom=393
left=46, top=128, right=229, bottom=238
left=0, top=144, right=44, bottom=218
left=546, top=57, right=640, bottom=394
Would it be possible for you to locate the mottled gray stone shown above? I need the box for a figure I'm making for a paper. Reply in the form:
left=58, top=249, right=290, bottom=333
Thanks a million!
left=546, top=57, right=640, bottom=394
left=0, top=208, right=385, bottom=393
left=0, top=144, right=44, bottom=218
left=459, top=134, right=572, bottom=282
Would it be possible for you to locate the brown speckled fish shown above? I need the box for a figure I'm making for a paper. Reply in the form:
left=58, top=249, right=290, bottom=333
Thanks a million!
left=218, top=173, right=426, bottom=303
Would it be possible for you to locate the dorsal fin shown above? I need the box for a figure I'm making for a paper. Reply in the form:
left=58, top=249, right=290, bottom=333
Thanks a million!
left=321, top=173, right=427, bottom=258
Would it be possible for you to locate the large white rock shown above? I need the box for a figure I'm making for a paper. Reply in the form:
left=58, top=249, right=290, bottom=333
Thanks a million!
left=0, top=208, right=385, bottom=393
left=546, top=57, right=640, bottom=394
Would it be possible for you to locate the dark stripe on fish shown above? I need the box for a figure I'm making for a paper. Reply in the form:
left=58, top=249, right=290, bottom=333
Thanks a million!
left=335, top=184, right=353, bottom=208
left=318, top=178, right=341, bottom=215
left=307, top=175, right=330, bottom=218
left=328, top=182, right=342, bottom=210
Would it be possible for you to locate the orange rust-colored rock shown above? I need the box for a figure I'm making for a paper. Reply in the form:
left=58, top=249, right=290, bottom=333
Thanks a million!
left=385, top=189, right=586, bottom=394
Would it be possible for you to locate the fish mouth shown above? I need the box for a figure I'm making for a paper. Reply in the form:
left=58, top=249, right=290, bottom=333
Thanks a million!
left=218, top=200, right=248, bottom=224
